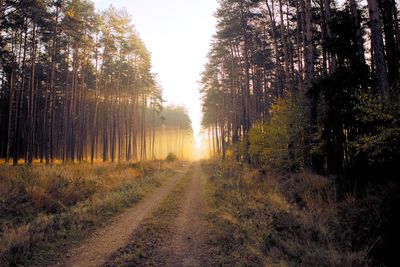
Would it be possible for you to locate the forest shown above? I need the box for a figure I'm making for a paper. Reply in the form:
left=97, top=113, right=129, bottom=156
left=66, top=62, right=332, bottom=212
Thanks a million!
left=0, top=0, right=399, bottom=266
left=201, top=0, right=399, bottom=177
left=0, top=0, right=194, bottom=164
left=201, top=0, right=400, bottom=265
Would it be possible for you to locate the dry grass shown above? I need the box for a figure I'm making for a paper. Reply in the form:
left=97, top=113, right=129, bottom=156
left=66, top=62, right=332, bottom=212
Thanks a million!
left=202, top=160, right=372, bottom=267
left=0, top=160, right=177, bottom=266
left=106, top=167, right=193, bottom=266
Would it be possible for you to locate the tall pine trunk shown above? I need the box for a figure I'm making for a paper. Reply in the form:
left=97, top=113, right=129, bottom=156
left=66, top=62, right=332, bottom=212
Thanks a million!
left=367, top=0, right=389, bottom=94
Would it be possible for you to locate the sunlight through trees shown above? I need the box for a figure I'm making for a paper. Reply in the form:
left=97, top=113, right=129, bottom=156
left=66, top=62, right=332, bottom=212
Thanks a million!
left=0, top=0, right=195, bottom=164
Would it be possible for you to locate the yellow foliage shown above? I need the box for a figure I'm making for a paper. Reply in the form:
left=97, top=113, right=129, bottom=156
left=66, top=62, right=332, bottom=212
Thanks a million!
left=66, top=8, right=74, bottom=18
left=249, top=95, right=305, bottom=171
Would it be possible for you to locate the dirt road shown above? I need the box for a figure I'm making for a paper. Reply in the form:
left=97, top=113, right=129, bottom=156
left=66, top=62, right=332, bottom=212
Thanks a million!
left=55, top=162, right=210, bottom=267
left=54, top=164, right=190, bottom=267
left=164, top=163, right=208, bottom=267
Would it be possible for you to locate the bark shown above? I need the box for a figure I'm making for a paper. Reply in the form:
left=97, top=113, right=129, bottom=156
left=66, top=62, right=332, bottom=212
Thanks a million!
left=367, top=0, right=389, bottom=94
left=350, top=0, right=366, bottom=62
left=379, top=0, right=399, bottom=85
left=320, top=0, right=335, bottom=74
left=305, top=0, right=314, bottom=80
left=240, top=0, right=251, bottom=135
left=265, top=0, right=284, bottom=95
left=278, top=0, right=291, bottom=90
left=6, top=32, right=16, bottom=163
left=27, top=23, right=37, bottom=164
left=13, top=20, right=29, bottom=165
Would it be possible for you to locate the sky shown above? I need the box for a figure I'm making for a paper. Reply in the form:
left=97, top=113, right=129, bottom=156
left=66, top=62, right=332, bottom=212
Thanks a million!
left=93, top=0, right=218, bottom=147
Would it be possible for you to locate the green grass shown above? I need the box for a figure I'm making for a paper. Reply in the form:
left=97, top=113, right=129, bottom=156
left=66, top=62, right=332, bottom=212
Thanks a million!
left=202, top=160, right=371, bottom=267
left=0, top=161, right=178, bottom=266
left=105, top=166, right=194, bottom=267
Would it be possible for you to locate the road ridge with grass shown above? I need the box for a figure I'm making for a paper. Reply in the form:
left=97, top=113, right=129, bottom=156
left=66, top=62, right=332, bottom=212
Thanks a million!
left=53, top=163, right=190, bottom=267
left=164, top=162, right=209, bottom=267
left=104, top=162, right=210, bottom=267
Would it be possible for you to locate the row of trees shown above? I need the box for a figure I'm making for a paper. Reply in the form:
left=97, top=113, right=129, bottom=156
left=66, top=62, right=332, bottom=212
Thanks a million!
left=153, top=105, right=194, bottom=160
left=0, top=0, right=181, bottom=164
left=201, top=0, right=399, bottom=177
left=202, top=1, right=400, bottom=263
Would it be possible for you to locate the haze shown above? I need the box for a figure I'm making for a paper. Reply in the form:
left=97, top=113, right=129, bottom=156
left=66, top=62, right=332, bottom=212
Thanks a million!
left=93, top=0, right=218, bottom=146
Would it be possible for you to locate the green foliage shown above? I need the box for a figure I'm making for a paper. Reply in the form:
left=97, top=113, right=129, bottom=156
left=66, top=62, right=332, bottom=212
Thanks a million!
left=234, top=136, right=249, bottom=162
left=351, top=91, right=400, bottom=168
left=248, top=123, right=265, bottom=166
left=309, top=67, right=400, bottom=176
left=249, top=96, right=305, bottom=172
left=165, top=152, right=178, bottom=162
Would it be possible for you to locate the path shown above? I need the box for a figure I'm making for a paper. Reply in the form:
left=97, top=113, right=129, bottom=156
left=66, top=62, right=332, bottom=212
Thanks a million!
left=164, top=163, right=208, bottom=267
left=53, top=164, right=190, bottom=267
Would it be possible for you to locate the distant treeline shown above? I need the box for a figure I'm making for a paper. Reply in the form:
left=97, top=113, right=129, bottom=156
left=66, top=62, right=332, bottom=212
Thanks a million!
left=155, top=105, right=195, bottom=160
left=0, top=1, right=192, bottom=164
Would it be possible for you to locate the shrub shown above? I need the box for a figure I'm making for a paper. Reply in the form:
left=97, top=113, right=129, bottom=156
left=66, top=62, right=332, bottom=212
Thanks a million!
left=351, top=91, right=400, bottom=176
left=233, top=136, right=249, bottom=162
left=249, top=95, right=305, bottom=172
left=165, top=152, right=178, bottom=162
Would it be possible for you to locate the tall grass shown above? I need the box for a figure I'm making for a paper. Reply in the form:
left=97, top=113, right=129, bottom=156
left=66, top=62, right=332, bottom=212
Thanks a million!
left=0, top=161, right=174, bottom=266
left=202, top=160, right=373, bottom=266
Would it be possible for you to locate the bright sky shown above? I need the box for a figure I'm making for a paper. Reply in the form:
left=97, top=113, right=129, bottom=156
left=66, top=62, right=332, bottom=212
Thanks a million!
left=93, top=0, right=218, bottom=147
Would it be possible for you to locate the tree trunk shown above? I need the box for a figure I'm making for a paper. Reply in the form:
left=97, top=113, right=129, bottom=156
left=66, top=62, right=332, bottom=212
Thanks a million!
left=349, top=0, right=366, bottom=63
left=27, top=23, right=37, bottom=164
left=305, top=0, right=314, bottom=80
left=379, top=0, right=399, bottom=85
left=367, top=0, right=389, bottom=94
left=278, top=0, right=291, bottom=90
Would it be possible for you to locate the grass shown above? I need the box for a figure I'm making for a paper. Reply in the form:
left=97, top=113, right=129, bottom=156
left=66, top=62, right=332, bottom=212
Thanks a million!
left=0, top=160, right=178, bottom=266
left=202, top=160, right=373, bottom=266
left=105, top=166, right=194, bottom=267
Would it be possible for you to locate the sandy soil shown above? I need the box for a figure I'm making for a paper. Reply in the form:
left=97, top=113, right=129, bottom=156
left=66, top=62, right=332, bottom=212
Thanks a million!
left=53, top=165, right=189, bottom=267
left=164, top=163, right=209, bottom=267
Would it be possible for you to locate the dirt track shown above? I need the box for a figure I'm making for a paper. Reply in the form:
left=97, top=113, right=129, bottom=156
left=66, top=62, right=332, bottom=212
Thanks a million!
left=164, top=163, right=208, bottom=267
left=53, top=165, right=190, bottom=267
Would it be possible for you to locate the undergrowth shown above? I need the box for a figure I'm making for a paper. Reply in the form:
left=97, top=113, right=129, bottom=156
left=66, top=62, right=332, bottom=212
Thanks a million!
left=0, top=161, right=176, bottom=266
left=202, top=160, right=376, bottom=266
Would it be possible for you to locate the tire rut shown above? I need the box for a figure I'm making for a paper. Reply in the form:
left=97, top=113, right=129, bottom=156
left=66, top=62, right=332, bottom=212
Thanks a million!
left=53, top=164, right=190, bottom=267
left=164, top=163, right=208, bottom=267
